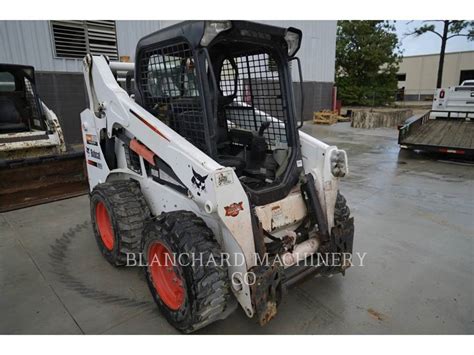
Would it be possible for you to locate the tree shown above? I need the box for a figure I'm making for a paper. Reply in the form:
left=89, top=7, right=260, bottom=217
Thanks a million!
left=336, top=21, right=401, bottom=106
left=409, top=21, right=474, bottom=88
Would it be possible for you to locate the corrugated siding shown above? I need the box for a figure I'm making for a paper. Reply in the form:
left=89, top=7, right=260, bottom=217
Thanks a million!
left=115, top=20, right=162, bottom=60
left=0, top=20, right=336, bottom=82
left=116, top=20, right=181, bottom=59
left=0, top=20, right=83, bottom=72
left=260, top=20, right=336, bottom=82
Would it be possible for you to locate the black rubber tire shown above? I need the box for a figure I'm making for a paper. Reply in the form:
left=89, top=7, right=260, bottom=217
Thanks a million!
left=334, top=191, right=351, bottom=227
left=90, top=179, right=151, bottom=266
left=318, top=191, right=354, bottom=276
left=332, top=191, right=355, bottom=260
left=142, top=211, right=232, bottom=333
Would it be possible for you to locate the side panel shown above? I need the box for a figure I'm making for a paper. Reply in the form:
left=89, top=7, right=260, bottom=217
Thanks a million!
left=299, top=130, right=348, bottom=231
left=80, top=109, right=110, bottom=189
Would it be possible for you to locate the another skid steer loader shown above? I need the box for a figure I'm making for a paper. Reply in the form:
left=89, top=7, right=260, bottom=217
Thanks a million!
left=0, top=63, right=87, bottom=212
left=81, top=21, right=354, bottom=332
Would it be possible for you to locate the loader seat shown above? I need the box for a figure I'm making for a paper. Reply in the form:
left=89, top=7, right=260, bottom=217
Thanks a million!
left=216, top=155, right=246, bottom=175
left=215, top=99, right=249, bottom=175
left=0, top=96, right=27, bottom=133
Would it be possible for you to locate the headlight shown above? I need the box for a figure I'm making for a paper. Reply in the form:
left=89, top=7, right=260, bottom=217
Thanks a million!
left=330, top=149, right=348, bottom=178
left=200, top=21, right=232, bottom=46
left=285, top=28, right=302, bottom=57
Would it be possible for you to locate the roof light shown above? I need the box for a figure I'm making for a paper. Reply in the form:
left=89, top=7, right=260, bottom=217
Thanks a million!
left=200, top=21, right=232, bottom=47
left=285, top=28, right=302, bottom=57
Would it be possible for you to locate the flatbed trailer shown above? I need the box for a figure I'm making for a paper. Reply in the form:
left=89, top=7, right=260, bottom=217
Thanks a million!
left=398, top=110, right=474, bottom=157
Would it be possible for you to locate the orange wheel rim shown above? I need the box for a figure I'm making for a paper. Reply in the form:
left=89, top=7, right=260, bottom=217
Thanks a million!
left=148, top=242, right=185, bottom=310
left=95, top=201, right=114, bottom=251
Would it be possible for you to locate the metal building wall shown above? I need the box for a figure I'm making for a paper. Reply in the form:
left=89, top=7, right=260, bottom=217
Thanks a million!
left=398, top=51, right=474, bottom=100
left=0, top=20, right=337, bottom=79
left=260, top=20, right=336, bottom=83
left=115, top=21, right=163, bottom=61
left=260, top=21, right=337, bottom=118
left=0, top=21, right=87, bottom=145
left=0, top=21, right=83, bottom=72
left=0, top=20, right=337, bottom=144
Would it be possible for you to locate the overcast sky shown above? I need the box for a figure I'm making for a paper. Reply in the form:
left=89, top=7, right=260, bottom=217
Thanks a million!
left=394, top=20, right=474, bottom=56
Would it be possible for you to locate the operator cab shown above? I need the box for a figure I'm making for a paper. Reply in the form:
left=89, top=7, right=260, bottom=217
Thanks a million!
left=135, top=21, right=304, bottom=204
left=0, top=64, right=46, bottom=134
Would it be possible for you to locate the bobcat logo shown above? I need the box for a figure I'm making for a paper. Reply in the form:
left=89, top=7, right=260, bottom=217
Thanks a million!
left=191, top=168, right=208, bottom=196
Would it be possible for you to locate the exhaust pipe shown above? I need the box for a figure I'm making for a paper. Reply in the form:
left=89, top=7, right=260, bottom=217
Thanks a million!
left=281, top=238, right=319, bottom=268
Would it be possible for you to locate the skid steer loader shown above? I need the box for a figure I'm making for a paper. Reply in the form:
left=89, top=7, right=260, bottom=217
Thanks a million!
left=0, top=63, right=87, bottom=212
left=81, top=20, right=354, bottom=332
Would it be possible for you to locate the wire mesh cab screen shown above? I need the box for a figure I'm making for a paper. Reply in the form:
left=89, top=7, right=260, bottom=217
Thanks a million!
left=138, top=42, right=208, bottom=152
left=24, top=77, right=43, bottom=130
left=218, top=51, right=289, bottom=149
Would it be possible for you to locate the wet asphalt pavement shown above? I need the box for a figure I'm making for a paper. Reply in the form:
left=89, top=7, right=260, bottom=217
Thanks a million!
left=1, top=122, right=472, bottom=334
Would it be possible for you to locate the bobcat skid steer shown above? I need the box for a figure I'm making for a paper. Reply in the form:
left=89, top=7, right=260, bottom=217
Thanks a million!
left=81, top=21, right=354, bottom=333
left=0, top=64, right=86, bottom=212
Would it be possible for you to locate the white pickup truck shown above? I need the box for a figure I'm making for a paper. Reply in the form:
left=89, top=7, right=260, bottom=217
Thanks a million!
left=432, top=80, right=474, bottom=118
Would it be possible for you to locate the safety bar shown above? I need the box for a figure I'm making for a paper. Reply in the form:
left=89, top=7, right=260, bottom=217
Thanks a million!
left=109, top=62, right=135, bottom=73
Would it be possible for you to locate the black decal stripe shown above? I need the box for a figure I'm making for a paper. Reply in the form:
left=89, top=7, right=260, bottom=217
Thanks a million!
left=130, top=109, right=170, bottom=142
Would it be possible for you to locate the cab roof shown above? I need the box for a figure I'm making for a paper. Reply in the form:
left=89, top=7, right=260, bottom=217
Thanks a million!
left=0, top=63, right=36, bottom=83
left=135, top=20, right=301, bottom=58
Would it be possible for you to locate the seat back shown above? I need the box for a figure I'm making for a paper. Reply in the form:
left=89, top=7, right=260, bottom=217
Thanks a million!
left=0, top=95, right=27, bottom=133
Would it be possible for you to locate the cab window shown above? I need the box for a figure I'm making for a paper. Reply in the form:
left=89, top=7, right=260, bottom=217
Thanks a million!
left=0, top=72, right=16, bottom=92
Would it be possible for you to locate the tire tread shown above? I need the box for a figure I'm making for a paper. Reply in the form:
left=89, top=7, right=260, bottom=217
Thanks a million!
left=143, top=211, right=232, bottom=333
left=91, top=179, right=150, bottom=266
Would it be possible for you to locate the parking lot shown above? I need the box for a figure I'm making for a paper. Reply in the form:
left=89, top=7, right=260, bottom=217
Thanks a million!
left=1, top=121, right=472, bottom=334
